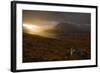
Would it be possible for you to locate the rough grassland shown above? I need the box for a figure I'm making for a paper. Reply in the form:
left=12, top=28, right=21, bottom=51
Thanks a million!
left=23, top=33, right=90, bottom=63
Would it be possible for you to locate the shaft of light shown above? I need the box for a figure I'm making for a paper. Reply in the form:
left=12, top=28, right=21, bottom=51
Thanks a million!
left=23, top=24, right=57, bottom=38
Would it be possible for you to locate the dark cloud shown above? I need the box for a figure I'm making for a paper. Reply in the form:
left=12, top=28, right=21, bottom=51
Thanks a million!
left=23, top=10, right=91, bottom=24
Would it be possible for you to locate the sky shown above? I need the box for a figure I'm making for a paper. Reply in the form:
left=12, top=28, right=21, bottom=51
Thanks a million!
left=23, top=10, right=90, bottom=25
left=23, top=10, right=91, bottom=38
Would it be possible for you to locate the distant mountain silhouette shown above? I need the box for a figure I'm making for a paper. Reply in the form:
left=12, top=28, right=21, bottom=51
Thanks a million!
left=55, top=22, right=90, bottom=37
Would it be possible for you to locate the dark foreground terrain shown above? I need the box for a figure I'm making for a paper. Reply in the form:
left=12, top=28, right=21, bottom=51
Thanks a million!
left=23, top=33, right=90, bottom=63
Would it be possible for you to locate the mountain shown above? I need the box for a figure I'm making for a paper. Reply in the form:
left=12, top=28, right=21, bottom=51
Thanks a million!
left=55, top=22, right=90, bottom=37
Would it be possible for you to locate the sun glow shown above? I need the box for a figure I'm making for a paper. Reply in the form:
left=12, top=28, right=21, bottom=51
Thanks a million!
left=23, top=24, right=44, bottom=33
left=23, top=24, right=57, bottom=38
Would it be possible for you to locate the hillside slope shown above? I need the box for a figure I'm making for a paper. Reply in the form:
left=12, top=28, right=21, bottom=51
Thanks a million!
left=23, top=33, right=90, bottom=62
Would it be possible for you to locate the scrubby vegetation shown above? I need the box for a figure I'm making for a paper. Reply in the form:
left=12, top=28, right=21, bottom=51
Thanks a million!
left=23, top=33, right=90, bottom=63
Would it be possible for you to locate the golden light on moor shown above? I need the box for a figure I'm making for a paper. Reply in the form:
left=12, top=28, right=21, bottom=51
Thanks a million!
left=22, top=10, right=91, bottom=63
left=23, top=24, right=57, bottom=38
